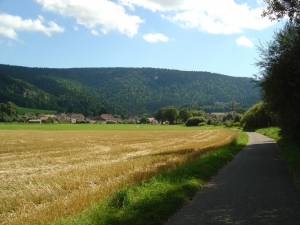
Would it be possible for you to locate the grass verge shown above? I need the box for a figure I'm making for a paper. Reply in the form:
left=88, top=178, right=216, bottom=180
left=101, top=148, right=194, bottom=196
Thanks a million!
left=256, top=127, right=300, bottom=182
left=55, top=131, right=248, bottom=225
left=0, top=123, right=224, bottom=131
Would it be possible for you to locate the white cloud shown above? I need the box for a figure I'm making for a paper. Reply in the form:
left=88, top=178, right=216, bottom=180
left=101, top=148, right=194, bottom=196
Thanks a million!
left=143, top=33, right=170, bottom=43
left=256, top=0, right=264, bottom=4
left=119, top=0, right=274, bottom=34
left=0, top=13, right=64, bottom=40
left=35, top=0, right=144, bottom=37
left=91, top=30, right=99, bottom=36
left=119, top=0, right=182, bottom=12
left=236, top=36, right=254, bottom=47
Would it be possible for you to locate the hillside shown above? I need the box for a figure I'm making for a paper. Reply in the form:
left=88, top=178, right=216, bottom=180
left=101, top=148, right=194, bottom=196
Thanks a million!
left=0, top=64, right=260, bottom=116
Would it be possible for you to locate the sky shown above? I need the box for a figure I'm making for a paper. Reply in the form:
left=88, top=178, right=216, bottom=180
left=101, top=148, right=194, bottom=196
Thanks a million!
left=0, top=0, right=285, bottom=77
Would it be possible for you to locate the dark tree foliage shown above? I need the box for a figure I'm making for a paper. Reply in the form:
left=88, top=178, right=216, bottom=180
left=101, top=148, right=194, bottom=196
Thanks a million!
left=240, top=101, right=275, bottom=129
left=0, top=101, right=18, bottom=122
left=140, top=116, right=150, bottom=124
left=164, top=106, right=178, bottom=125
left=255, top=22, right=300, bottom=138
left=179, top=108, right=192, bottom=123
left=185, top=117, right=207, bottom=126
left=154, top=107, right=165, bottom=124
left=262, top=0, right=300, bottom=23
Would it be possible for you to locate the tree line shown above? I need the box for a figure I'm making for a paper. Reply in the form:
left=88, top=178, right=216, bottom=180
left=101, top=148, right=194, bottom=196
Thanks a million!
left=240, top=0, right=300, bottom=140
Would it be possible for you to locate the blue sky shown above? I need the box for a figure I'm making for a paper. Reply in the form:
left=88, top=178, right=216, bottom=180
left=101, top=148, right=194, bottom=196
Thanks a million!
left=0, top=0, right=284, bottom=77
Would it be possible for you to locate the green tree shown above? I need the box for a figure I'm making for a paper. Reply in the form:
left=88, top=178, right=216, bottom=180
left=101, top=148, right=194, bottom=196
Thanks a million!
left=140, top=116, right=150, bottom=124
left=164, top=106, right=178, bottom=125
left=179, top=108, right=192, bottom=123
left=44, top=117, right=54, bottom=123
left=155, top=107, right=165, bottom=124
left=234, top=114, right=242, bottom=123
left=262, top=0, right=300, bottom=23
left=240, top=101, right=275, bottom=130
left=255, top=22, right=300, bottom=138
left=190, top=110, right=205, bottom=117
left=0, top=101, right=18, bottom=122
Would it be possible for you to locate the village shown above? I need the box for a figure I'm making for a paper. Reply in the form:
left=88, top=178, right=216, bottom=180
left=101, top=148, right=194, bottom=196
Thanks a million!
left=17, top=98, right=237, bottom=125
left=18, top=112, right=159, bottom=124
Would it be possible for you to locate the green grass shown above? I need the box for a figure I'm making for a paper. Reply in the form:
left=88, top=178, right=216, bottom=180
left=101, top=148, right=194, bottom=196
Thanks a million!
left=0, top=123, right=225, bottom=131
left=17, top=107, right=57, bottom=115
left=54, top=132, right=248, bottom=225
left=256, top=127, right=300, bottom=182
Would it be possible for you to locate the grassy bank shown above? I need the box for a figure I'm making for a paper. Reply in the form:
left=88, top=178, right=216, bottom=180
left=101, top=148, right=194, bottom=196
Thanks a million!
left=56, top=132, right=248, bottom=225
left=256, top=127, right=300, bottom=182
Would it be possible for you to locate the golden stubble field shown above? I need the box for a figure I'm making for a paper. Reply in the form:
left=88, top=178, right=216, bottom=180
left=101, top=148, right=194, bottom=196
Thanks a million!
left=0, top=129, right=237, bottom=225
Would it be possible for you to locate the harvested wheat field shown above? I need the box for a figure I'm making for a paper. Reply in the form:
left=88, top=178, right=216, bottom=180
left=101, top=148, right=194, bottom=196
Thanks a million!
left=0, top=129, right=237, bottom=225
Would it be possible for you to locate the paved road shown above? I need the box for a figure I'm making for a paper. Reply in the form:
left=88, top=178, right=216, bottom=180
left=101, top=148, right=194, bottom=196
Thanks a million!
left=165, top=132, right=300, bottom=225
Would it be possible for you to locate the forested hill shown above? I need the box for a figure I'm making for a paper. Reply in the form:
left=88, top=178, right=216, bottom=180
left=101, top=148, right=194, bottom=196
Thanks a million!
left=0, top=64, right=260, bottom=116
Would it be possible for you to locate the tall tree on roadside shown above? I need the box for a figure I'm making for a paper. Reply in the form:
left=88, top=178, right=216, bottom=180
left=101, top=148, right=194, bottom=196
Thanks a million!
left=255, top=22, right=300, bottom=138
left=262, top=0, right=300, bottom=23
left=240, top=101, right=275, bottom=129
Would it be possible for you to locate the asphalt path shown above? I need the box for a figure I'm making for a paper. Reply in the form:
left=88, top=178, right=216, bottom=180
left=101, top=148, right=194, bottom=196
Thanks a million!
left=165, top=132, right=300, bottom=225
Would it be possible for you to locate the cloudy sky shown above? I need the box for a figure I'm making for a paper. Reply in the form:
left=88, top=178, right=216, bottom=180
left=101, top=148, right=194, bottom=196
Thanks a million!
left=0, top=0, right=284, bottom=77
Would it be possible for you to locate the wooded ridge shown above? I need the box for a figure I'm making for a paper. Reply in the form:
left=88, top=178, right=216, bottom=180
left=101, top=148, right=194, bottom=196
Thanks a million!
left=0, top=64, right=260, bottom=116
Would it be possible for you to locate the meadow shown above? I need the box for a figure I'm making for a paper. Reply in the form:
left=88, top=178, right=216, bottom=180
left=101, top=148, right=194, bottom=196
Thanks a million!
left=17, top=107, right=57, bottom=115
left=0, top=124, right=238, bottom=225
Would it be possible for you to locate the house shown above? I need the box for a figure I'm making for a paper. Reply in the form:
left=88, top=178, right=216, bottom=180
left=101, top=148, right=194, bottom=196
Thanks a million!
left=85, top=116, right=94, bottom=123
left=205, top=97, right=237, bottom=122
left=38, top=114, right=56, bottom=121
left=148, top=117, right=158, bottom=124
left=216, top=114, right=227, bottom=122
left=100, top=114, right=115, bottom=123
left=67, top=113, right=85, bottom=123
left=17, top=115, right=24, bottom=120
left=24, top=112, right=36, bottom=118
left=56, top=113, right=67, bottom=120
left=205, top=113, right=227, bottom=122
left=126, top=115, right=140, bottom=123
left=113, top=118, right=123, bottom=123
left=89, top=116, right=106, bottom=124
left=205, top=114, right=217, bottom=120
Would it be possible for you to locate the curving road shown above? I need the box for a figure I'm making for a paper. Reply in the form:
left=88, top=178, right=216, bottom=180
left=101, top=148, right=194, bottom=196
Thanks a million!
left=165, top=132, right=300, bottom=225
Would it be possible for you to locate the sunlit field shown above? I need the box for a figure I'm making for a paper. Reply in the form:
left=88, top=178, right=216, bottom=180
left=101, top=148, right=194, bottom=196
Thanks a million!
left=0, top=126, right=237, bottom=225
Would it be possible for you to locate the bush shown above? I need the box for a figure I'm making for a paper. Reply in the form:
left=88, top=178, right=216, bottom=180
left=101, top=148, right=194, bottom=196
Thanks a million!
left=212, top=120, right=221, bottom=126
left=240, top=101, right=275, bottom=130
left=140, top=117, right=150, bottom=124
left=224, top=120, right=233, bottom=127
left=185, top=117, right=207, bottom=126
left=233, top=122, right=241, bottom=127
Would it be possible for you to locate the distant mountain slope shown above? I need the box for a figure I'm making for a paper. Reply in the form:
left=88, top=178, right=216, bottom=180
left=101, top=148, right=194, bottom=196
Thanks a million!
left=0, top=64, right=260, bottom=116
